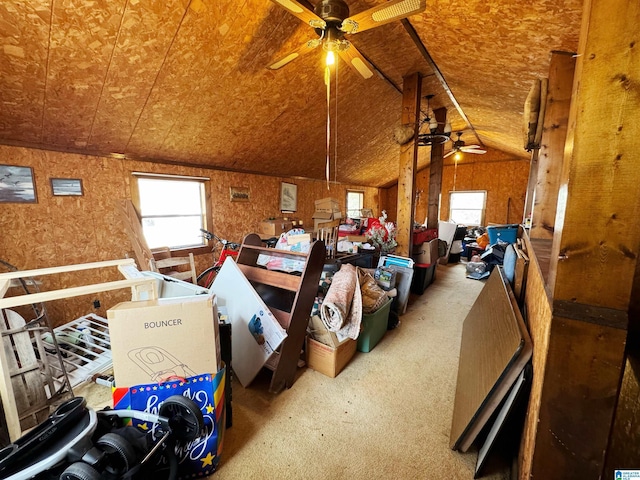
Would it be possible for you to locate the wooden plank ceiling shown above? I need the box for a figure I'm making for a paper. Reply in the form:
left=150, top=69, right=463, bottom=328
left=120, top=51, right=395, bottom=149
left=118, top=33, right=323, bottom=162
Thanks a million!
left=0, top=0, right=582, bottom=187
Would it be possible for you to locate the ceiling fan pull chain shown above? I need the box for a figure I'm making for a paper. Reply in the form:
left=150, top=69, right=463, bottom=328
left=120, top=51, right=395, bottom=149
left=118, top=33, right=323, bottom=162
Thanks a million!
left=325, top=64, right=331, bottom=190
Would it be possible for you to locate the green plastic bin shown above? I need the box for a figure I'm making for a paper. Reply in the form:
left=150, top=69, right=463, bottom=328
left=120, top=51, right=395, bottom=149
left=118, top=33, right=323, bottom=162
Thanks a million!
left=357, top=298, right=393, bottom=353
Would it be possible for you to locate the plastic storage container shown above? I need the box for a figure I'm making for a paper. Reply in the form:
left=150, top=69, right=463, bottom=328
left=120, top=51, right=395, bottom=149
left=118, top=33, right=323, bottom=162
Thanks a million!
left=357, top=298, right=393, bottom=353
left=411, top=263, right=437, bottom=295
left=487, top=224, right=519, bottom=245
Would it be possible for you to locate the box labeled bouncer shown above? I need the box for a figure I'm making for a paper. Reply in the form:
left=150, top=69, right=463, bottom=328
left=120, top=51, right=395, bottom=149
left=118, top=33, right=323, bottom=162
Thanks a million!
left=107, top=294, right=220, bottom=388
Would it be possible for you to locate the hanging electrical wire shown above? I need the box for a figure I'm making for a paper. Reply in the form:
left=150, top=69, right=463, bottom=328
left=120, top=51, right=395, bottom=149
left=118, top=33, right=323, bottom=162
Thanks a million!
left=334, top=58, right=339, bottom=185
left=325, top=57, right=331, bottom=190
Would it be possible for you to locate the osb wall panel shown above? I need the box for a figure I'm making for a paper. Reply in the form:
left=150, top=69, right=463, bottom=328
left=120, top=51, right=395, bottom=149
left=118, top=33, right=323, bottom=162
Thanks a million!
left=0, top=145, right=379, bottom=325
left=518, top=232, right=553, bottom=479
left=441, top=150, right=529, bottom=225
left=381, top=149, right=528, bottom=227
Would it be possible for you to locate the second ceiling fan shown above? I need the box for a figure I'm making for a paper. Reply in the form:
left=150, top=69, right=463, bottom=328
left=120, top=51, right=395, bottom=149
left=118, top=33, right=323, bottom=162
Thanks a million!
left=445, top=132, right=487, bottom=159
left=268, top=0, right=426, bottom=79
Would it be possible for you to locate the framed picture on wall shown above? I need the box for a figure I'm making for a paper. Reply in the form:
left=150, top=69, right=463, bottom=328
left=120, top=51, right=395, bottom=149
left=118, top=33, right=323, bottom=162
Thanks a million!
left=51, top=178, right=83, bottom=196
left=280, top=182, right=297, bottom=212
left=229, top=186, right=250, bottom=202
left=0, top=165, right=37, bottom=203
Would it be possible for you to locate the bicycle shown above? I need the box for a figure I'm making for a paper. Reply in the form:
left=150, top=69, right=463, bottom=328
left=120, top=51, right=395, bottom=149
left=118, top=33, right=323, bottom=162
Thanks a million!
left=196, top=229, right=241, bottom=289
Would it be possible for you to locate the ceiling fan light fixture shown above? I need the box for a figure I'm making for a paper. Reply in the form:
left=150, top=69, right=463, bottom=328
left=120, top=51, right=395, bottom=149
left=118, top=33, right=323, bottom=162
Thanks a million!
left=325, top=49, right=335, bottom=66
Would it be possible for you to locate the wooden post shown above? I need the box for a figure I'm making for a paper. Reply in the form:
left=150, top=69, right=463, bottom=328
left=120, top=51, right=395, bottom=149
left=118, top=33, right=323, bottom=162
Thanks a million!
left=426, top=107, right=446, bottom=230
left=529, top=51, right=576, bottom=240
left=522, top=0, right=640, bottom=478
left=396, top=73, right=421, bottom=257
left=522, top=148, right=539, bottom=224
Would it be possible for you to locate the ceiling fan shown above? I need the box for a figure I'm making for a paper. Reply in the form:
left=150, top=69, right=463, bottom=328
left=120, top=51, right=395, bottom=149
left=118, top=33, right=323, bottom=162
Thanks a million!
left=268, top=0, right=427, bottom=79
left=444, top=132, right=487, bottom=159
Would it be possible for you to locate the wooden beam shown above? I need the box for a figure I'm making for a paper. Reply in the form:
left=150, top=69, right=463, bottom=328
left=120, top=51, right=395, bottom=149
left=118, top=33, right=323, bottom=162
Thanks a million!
left=530, top=51, right=576, bottom=240
left=402, top=19, right=480, bottom=145
left=522, top=0, right=640, bottom=478
left=522, top=148, right=539, bottom=223
left=426, top=107, right=447, bottom=230
left=396, top=73, right=421, bottom=257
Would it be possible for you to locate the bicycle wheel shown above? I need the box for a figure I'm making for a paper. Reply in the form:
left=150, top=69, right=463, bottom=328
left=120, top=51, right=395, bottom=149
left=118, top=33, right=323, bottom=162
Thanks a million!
left=196, top=265, right=220, bottom=289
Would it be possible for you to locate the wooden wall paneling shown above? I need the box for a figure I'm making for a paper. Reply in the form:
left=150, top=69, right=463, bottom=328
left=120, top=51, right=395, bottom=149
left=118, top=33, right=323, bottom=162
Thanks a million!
left=0, top=144, right=382, bottom=322
left=518, top=231, right=553, bottom=478
left=87, top=0, right=188, bottom=153
left=603, top=354, right=640, bottom=476
left=530, top=51, right=576, bottom=240
left=531, top=315, right=627, bottom=479
left=525, top=0, right=640, bottom=477
left=396, top=73, right=421, bottom=257
left=0, top=0, right=51, bottom=143
left=43, top=0, right=127, bottom=147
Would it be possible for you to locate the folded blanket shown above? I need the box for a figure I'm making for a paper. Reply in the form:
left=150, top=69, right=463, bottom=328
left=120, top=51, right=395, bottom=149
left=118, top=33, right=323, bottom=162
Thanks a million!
left=319, top=264, right=362, bottom=340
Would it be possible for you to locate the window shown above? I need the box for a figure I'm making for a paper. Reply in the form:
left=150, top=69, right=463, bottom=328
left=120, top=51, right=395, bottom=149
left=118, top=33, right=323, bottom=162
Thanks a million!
left=134, top=174, right=208, bottom=249
left=449, top=191, right=486, bottom=225
left=346, top=190, right=364, bottom=218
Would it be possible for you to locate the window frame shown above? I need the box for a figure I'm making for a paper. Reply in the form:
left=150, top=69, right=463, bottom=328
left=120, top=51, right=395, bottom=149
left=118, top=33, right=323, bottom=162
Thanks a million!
left=345, top=190, right=365, bottom=219
left=131, top=172, right=212, bottom=256
left=448, top=190, right=487, bottom=226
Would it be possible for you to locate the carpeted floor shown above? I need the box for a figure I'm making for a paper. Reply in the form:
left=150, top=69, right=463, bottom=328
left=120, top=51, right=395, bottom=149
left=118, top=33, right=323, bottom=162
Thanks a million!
left=78, top=262, right=511, bottom=479
left=212, top=262, right=511, bottom=480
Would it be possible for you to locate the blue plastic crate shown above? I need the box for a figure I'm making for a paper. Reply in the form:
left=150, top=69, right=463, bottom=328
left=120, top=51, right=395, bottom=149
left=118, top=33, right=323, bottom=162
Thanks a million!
left=487, top=224, right=519, bottom=245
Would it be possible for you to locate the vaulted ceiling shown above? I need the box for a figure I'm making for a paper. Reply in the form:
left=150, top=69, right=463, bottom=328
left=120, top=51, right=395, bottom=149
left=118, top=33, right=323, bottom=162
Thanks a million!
left=0, top=0, right=582, bottom=187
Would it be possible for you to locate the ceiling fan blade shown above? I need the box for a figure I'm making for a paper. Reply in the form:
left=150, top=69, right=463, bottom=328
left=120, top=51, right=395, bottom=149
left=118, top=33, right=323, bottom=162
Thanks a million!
left=340, top=0, right=426, bottom=34
left=337, top=43, right=375, bottom=79
left=462, top=144, right=482, bottom=149
left=444, top=150, right=455, bottom=158
left=270, top=0, right=326, bottom=29
left=462, top=148, right=487, bottom=154
left=267, top=39, right=321, bottom=70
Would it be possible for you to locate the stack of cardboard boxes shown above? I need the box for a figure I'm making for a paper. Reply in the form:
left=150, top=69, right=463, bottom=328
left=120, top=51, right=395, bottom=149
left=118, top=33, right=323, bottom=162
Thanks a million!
left=258, top=217, right=296, bottom=237
left=312, top=197, right=342, bottom=231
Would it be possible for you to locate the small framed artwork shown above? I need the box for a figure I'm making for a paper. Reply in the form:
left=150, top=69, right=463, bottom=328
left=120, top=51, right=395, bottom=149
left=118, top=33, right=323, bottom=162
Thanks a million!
left=229, top=186, right=250, bottom=202
left=280, top=182, right=297, bottom=212
left=51, top=178, right=83, bottom=196
left=0, top=164, right=37, bottom=203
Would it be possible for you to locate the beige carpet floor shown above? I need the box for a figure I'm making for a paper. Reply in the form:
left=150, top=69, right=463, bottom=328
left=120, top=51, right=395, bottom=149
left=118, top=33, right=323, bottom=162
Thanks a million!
left=213, top=262, right=511, bottom=480
left=78, top=262, right=511, bottom=479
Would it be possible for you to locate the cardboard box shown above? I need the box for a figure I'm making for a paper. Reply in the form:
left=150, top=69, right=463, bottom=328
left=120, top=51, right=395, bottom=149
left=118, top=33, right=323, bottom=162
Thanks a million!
left=412, top=238, right=439, bottom=265
left=344, top=235, right=368, bottom=243
left=306, top=337, right=356, bottom=378
left=259, top=219, right=294, bottom=236
left=313, top=211, right=342, bottom=231
left=314, top=197, right=340, bottom=213
left=107, top=295, right=220, bottom=388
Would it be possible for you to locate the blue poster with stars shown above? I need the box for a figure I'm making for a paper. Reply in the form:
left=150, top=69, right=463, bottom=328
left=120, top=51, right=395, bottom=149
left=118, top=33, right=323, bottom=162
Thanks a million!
left=113, top=367, right=226, bottom=478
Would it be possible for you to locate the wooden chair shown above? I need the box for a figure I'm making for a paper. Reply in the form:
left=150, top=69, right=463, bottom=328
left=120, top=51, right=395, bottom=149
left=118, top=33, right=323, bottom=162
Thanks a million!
left=316, top=219, right=340, bottom=259
left=150, top=248, right=197, bottom=284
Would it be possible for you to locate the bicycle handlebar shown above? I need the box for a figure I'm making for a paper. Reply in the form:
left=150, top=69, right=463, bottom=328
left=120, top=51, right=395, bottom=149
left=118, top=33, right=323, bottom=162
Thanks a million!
left=200, top=229, right=240, bottom=250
